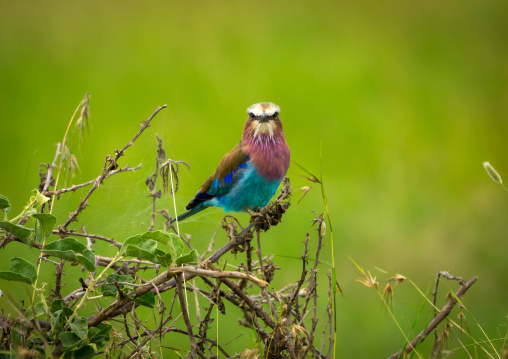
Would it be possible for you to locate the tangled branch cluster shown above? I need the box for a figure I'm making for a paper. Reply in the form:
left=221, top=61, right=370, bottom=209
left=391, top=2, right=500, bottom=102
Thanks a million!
left=0, top=104, right=480, bottom=359
left=0, top=105, right=335, bottom=358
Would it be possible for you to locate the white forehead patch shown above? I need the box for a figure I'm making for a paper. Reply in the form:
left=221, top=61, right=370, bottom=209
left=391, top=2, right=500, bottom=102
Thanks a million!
left=246, top=102, right=280, bottom=117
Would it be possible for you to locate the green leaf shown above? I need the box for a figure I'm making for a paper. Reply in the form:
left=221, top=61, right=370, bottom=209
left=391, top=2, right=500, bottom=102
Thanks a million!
left=0, top=194, right=10, bottom=215
left=32, top=213, right=56, bottom=242
left=10, top=343, right=21, bottom=359
left=29, top=189, right=50, bottom=209
left=98, top=274, right=134, bottom=297
left=0, top=221, right=32, bottom=243
left=98, top=274, right=154, bottom=307
left=42, top=238, right=95, bottom=272
left=63, top=345, right=95, bottom=359
left=0, top=272, right=32, bottom=284
left=50, top=310, right=64, bottom=334
left=76, top=249, right=96, bottom=272
left=10, top=258, right=37, bottom=283
left=121, top=242, right=172, bottom=266
left=98, top=283, right=118, bottom=298
left=51, top=308, right=74, bottom=335
left=121, top=239, right=171, bottom=266
left=134, top=290, right=155, bottom=308
left=49, top=310, right=63, bottom=335
left=59, top=332, right=82, bottom=351
left=25, top=301, right=47, bottom=320
left=120, top=230, right=184, bottom=266
left=51, top=299, right=64, bottom=314
left=129, top=230, right=171, bottom=246
left=176, top=249, right=199, bottom=265
left=43, top=237, right=86, bottom=255
left=11, top=322, right=24, bottom=344
left=87, top=327, right=100, bottom=340
left=95, top=322, right=112, bottom=338
left=142, top=230, right=171, bottom=244
left=168, top=232, right=184, bottom=258
left=88, top=323, right=111, bottom=347
left=0, top=257, right=37, bottom=284
left=69, top=317, right=88, bottom=340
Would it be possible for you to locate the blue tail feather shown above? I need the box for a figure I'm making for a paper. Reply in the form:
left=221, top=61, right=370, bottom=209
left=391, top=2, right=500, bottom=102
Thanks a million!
left=170, top=203, right=211, bottom=223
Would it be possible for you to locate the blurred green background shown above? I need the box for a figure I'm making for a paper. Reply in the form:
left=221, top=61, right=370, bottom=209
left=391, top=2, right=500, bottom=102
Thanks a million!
left=1, top=0, right=508, bottom=357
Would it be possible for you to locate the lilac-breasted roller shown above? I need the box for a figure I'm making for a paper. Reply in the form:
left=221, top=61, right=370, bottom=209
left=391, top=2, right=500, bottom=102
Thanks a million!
left=172, top=102, right=290, bottom=223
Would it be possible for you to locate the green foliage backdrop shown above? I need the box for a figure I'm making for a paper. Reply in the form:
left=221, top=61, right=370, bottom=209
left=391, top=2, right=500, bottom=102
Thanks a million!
left=1, top=0, right=507, bottom=357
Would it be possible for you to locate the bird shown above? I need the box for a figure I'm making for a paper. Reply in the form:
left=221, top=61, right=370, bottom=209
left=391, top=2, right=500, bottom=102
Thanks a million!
left=171, top=102, right=290, bottom=223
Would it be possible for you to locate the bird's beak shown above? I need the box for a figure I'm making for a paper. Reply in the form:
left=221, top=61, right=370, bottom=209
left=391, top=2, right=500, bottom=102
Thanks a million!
left=258, top=114, right=269, bottom=123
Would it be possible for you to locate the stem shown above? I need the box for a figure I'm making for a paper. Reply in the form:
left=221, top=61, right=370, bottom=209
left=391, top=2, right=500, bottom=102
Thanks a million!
left=68, top=254, right=122, bottom=322
left=175, top=272, right=198, bottom=357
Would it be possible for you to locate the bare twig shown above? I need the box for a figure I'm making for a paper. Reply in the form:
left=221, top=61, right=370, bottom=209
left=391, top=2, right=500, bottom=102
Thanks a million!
left=43, top=164, right=142, bottom=196
left=197, top=300, right=216, bottom=354
left=326, top=270, right=333, bottom=358
left=387, top=276, right=478, bottom=359
left=60, top=105, right=167, bottom=230
left=302, top=214, right=325, bottom=358
left=57, top=230, right=122, bottom=249
left=200, top=229, right=218, bottom=260
left=183, top=266, right=268, bottom=288
left=284, top=232, right=310, bottom=322
left=175, top=272, right=198, bottom=357
left=87, top=260, right=270, bottom=327
left=147, top=135, right=165, bottom=231
left=52, top=259, right=65, bottom=300
left=41, top=143, right=62, bottom=194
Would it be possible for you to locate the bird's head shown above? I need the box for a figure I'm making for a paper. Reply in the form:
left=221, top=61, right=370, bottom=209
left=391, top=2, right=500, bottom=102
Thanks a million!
left=245, top=102, right=282, bottom=140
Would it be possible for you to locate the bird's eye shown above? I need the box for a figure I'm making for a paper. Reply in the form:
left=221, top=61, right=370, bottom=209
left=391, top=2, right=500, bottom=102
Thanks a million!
left=272, top=112, right=279, bottom=117
left=249, top=113, right=256, bottom=118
